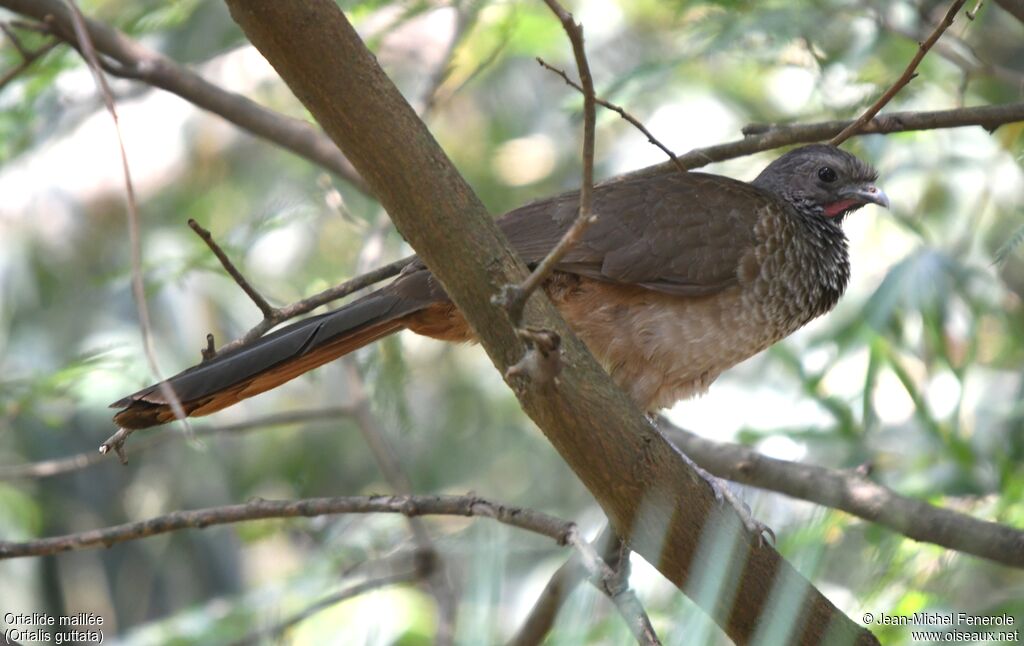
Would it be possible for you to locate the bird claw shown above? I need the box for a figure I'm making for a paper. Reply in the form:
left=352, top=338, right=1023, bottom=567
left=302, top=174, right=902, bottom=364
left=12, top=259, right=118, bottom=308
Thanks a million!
left=705, top=469, right=776, bottom=547
left=672, top=442, right=775, bottom=547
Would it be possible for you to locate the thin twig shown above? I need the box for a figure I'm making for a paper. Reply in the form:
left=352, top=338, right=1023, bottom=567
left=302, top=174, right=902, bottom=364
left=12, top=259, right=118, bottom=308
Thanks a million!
left=64, top=1, right=193, bottom=450
left=499, top=0, right=598, bottom=327
left=0, top=408, right=355, bottom=480
left=508, top=527, right=621, bottom=646
left=188, top=218, right=274, bottom=317
left=875, top=15, right=1024, bottom=91
left=564, top=527, right=660, bottom=646
left=639, top=102, right=1024, bottom=178
left=0, top=31, right=59, bottom=91
left=233, top=571, right=419, bottom=645
left=966, top=0, right=984, bottom=19
left=536, top=57, right=687, bottom=174
left=187, top=214, right=413, bottom=357
left=344, top=363, right=457, bottom=646
left=419, top=2, right=479, bottom=118
left=102, top=230, right=409, bottom=455
left=0, top=493, right=576, bottom=559
left=0, top=21, right=30, bottom=57
left=830, top=0, right=968, bottom=145
left=217, top=255, right=414, bottom=355
left=0, top=20, right=60, bottom=91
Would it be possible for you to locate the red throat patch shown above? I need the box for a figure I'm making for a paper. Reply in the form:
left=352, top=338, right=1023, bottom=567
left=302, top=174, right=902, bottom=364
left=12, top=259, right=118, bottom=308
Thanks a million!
left=823, top=199, right=859, bottom=218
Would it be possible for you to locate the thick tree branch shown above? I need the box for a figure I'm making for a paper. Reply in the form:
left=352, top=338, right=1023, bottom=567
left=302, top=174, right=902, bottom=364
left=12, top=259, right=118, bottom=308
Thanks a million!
left=658, top=419, right=1024, bottom=569
left=220, top=2, right=876, bottom=644
left=0, top=0, right=370, bottom=193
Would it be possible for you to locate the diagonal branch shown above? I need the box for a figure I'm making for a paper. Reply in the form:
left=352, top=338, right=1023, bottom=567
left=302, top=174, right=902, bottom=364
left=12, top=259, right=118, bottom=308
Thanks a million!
left=232, top=571, right=420, bottom=645
left=563, top=527, right=659, bottom=645
left=185, top=215, right=413, bottom=356
left=535, top=57, right=686, bottom=174
left=0, top=0, right=370, bottom=193
left=508, top=553, right=589, bottom=646
left=0, top=35, right=59, bottom=91
left=343, top=363, right=457, bottom=646
left=658, top=418, right=1024, bottom=569
left=222, top=4, right=878, bottom=643
left=830, top=0, right=968, bottom=145
left=189, top=218, right=274, bottom=318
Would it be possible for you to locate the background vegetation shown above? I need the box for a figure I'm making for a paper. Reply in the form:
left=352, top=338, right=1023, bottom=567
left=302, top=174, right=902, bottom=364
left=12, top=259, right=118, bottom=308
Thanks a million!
left=0, top=0, right=1022, bottom=643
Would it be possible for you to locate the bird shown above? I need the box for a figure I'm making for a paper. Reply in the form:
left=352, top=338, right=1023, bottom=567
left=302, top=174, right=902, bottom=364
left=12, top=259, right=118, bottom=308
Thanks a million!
left=111, top=144, right=888, bottom=430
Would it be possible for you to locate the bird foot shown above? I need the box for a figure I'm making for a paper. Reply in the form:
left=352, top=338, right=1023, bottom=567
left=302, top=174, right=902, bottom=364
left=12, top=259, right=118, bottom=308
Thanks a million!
left=670, top=438, right=775, bottom=547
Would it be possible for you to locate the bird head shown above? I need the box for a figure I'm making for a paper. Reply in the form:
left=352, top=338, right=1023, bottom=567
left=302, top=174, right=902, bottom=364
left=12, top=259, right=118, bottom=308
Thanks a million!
left=752, top=144, right=889, bottom=223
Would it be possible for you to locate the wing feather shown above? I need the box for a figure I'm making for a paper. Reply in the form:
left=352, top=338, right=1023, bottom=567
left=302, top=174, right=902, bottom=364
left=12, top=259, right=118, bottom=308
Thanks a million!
left=498, top=171, right=782, bottom=297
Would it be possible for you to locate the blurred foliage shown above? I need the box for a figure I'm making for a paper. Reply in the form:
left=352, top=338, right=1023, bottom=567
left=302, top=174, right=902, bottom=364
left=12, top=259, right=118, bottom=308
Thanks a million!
left=0, top=0, right=1022, bottom=644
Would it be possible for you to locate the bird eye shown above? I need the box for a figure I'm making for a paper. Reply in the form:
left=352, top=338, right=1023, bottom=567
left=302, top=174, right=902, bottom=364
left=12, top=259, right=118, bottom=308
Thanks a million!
left=818, top=166, right=838, bottom=182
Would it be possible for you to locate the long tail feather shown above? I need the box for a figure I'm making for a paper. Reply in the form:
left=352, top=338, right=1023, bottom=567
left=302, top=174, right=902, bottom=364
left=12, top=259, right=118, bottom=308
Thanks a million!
left=111, top=284, right=426, bottom=430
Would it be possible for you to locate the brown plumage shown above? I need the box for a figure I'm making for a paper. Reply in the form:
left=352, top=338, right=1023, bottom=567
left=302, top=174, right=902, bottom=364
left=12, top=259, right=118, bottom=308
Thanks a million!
left=112, top=144, right=888, bottom=429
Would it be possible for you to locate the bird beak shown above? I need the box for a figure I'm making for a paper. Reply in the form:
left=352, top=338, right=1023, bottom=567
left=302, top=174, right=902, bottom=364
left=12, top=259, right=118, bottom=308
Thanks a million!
left=840, top=184, right=890, bottom=209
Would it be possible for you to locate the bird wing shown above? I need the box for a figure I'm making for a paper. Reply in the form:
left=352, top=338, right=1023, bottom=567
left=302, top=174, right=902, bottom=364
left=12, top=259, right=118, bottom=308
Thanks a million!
left=499, top=171, right=777, bottom=296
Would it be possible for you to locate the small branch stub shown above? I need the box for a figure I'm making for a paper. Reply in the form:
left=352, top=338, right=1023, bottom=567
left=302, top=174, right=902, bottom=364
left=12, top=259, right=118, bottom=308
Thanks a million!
left=201, top=333, right=216, bottom=361
left=505, top=328, right=563, bottom=388
left=188, top=218, right=274, bottom=317
left=98, top=427, right=134, bottom=463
